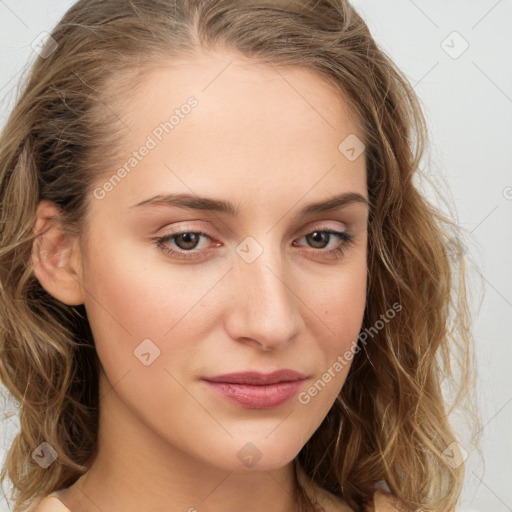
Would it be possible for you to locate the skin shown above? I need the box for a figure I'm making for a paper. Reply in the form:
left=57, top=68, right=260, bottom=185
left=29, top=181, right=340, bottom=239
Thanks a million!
left=32, top=48, right=368, bottom=512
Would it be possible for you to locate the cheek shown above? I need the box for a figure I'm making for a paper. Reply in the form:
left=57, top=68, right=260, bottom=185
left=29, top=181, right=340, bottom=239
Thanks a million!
left=310, top=259, right=367, bottom=385
left=293, top=268, right=367, bottom=427
left=80, top=235, right=187, bottom=376
left=82, top=228, right=208, bottom=328
left=80, top=231, right=236, bottom=396
left=315, top=257, right=367, bottom=342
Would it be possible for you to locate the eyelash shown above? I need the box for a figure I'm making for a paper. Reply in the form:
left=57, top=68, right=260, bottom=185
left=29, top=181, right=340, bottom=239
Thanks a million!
left=154, top=226, right=355, bottom=262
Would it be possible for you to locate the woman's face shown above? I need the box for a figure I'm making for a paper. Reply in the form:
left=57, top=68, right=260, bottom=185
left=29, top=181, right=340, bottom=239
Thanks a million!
left=77, top=49, right=368, bottom=472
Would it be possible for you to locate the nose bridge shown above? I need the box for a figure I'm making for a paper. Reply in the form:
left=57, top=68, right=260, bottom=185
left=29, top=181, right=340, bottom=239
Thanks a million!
left=225, top=234, right=300, bottom=348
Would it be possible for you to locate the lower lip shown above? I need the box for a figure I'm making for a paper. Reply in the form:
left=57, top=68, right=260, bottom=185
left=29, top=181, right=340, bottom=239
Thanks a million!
left=202, top=379, right=306, bottom=409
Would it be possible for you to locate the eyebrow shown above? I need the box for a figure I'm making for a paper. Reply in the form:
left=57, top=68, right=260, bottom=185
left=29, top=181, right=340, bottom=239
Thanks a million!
left=128, top=191, right=368, bottom=216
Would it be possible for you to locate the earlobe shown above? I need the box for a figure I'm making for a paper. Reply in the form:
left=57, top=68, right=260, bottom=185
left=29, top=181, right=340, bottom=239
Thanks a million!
left=31, top=200, right=85, bottom=306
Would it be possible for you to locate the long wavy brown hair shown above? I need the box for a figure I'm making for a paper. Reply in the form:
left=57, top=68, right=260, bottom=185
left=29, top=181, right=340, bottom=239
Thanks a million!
left=0, top=1, right=479, bottom=511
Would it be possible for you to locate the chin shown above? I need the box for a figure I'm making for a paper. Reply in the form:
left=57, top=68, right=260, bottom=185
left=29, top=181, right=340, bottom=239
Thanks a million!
left=195, top=437, right=300, bottom=473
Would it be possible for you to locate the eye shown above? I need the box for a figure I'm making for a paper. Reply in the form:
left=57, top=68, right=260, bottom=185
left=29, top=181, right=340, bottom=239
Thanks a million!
left=154, top=227, right=354, bottom=261
left=155, top=230, right=216, bottom=260
left=293, top=228, right=354, bottom=260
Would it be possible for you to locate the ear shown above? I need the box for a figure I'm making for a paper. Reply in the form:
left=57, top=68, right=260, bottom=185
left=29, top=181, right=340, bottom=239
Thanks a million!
left=31, top=199, right=85, bottom=306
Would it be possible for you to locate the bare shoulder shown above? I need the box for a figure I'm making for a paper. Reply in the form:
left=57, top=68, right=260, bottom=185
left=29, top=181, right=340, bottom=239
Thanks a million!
left=28, top=494, right=71, bottom=512
left=372, top=489, right=397, bottom=511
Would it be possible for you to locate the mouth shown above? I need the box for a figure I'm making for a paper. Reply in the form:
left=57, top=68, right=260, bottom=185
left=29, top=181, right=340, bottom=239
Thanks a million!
left=201, top=369, right=308, bottom=409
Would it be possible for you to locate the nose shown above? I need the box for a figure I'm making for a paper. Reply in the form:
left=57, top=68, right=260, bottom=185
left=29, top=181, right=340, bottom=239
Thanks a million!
left=223, top=244, right=301, bottom=351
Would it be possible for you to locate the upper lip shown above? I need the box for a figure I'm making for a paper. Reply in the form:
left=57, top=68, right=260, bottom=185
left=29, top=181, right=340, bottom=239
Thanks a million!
left=202, top=369, right=307, bottom=385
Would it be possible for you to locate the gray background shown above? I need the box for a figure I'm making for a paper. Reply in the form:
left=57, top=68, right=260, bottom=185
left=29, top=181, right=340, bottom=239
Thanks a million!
left=1, top=1, right=511, bottom=511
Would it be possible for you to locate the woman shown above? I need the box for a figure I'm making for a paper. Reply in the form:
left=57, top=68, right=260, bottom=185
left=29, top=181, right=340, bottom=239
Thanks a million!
left=0, top=1, right=477, bottom=511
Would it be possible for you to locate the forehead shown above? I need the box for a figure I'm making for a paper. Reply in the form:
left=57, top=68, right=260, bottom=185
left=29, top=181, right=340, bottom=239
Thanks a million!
left=121, top=48, right=359, bottom=120
left=91, top=49, right=367, bottom=216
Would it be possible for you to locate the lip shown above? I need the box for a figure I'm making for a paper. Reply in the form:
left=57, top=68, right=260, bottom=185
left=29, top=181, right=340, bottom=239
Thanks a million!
left=201, top=370, right=308, bottom=409
left=202, top=369, right=307, bottom=385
